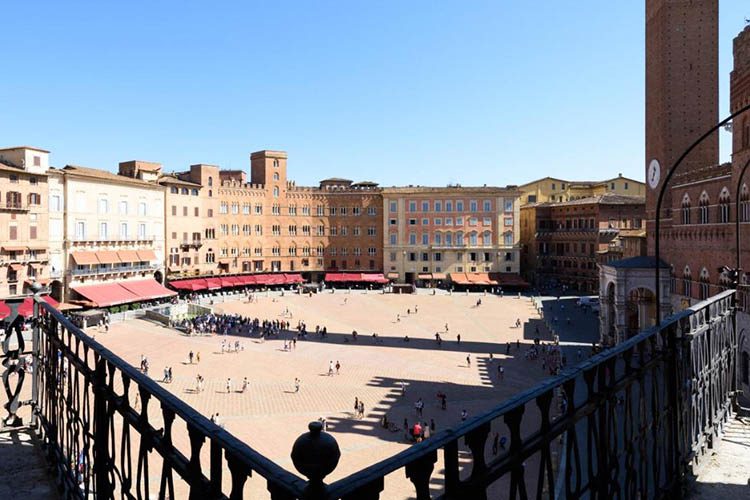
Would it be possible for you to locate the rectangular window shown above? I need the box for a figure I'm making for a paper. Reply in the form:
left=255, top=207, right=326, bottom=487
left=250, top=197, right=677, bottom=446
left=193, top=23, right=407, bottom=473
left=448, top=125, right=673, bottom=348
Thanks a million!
left=389, top=233, right=397, bottom=245
left=50, top=194, right=62, bottom=212
left=367, top=206, right=377, bottom=216
left=409, top=201, right=417, bottom=212
left=422, top=218, right=429, bottom=225
left=434, top=252, right=442, bottom=261
left=434, top=218, right=442, bottom=225
left=120, top=222, right=128, bottom=239
left=100, top=222, right=108, bottom=239
left=367, top=226, right=376, bottom=236
left=75, top=221, right=86, bottom=240
left=421, top=201, right=430, bottom=212
left=445, top=218, right=453, bottom=226
left=504, top=232, right=513, bottom=245
left=390, top=201, right=398, bottom=213
left=30, top=226, right=37, bottom=239
left=504, top=217, right=513, bottom=226
left=455, top=216, right=463, bottom=225
left=139, top=202, right=147, bottom=216
left=483, top=200, right=491, bottom=212
left=138, top=223, right=146, bottom=239
left=504, top=200, right=513, bottom=212
left=409, top=233, right=417, bottom=245
left=434, top=201, right=442, bottom=212
left=183, top=206, right=188, bottom=216
left=389, top=218, right=397, bottom=226
left=445, top=201, right=453, bottom=212
left=483, top=217, right=492, bottom=226
left=119, top=200, right=128, bottom=215
left=470, top=200, right=477, bottom=212
left=99, top=198, right=109, bottom=214
left=422, top=234, right=429, bottom=245
left=409, top=218, right=417, bottom=225
left=457, top=200, right=464, bottom=211
left=9, top=225, right=17, bottom=240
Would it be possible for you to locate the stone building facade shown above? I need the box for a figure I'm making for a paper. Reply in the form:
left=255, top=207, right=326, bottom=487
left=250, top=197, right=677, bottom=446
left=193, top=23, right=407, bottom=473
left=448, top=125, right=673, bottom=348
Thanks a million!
left=0, top=146, right=50, bottom=298
left=381, top=187, right=521, bottom=284
left=519, top=175, right=645, bottom=205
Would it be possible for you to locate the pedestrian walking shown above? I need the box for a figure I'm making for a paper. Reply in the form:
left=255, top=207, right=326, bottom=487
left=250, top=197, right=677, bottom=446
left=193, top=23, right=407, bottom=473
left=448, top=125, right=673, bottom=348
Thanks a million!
left=335, top=360, right=341, bottom=374
left=499, top=365, right=505, bottom=380
left=226, top=378, right=232, bottom=394
left=506, top=342, right=511, bottom=355
left=294, top=378, right=300, bottom=393
left=457, top=334, right=461, bottom=344
left=466, top=354, right=471, bottom=367
left=241, top=377, right=248, bottom=393
left=328, top=360, right=334, bottom=376
left=358, top=401, right=365, bottom=419
left=197, top=352, right=201, bottom=363
left=354, top=397, right=359, bottom=415
left=189, top=351, right=194, bottom=364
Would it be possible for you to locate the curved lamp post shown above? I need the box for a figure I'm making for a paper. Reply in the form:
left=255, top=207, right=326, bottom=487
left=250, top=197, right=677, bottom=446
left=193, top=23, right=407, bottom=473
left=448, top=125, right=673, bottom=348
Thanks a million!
left=655, top=102, right=750, bottom=322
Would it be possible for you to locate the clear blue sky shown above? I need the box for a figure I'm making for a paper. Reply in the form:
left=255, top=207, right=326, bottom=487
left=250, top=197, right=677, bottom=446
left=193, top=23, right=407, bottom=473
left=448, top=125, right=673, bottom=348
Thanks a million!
left=1, top=1, right=747, bottom=186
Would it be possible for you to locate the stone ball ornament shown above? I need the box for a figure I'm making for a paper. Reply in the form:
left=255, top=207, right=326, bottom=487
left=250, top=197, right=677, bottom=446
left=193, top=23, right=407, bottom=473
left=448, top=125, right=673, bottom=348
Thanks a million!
left=291, top=421, right=341, bottom=487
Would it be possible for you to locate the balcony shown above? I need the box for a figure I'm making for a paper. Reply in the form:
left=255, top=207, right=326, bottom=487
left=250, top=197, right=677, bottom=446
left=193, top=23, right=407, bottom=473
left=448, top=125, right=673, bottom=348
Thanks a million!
left=68, top=236, right=157, bottom=247
left=180, top=239, right=203, bottom=249
left=0, top=201, right=28, bottom=212
left=1, top=290, right=742, bottom=499
left=70, top=264, right=159, bottom=276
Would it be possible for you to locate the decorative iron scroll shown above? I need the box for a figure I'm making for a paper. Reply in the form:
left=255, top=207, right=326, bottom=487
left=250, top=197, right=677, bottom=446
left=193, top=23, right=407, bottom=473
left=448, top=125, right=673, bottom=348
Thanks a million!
left=28, top=290, right=738, bottom=499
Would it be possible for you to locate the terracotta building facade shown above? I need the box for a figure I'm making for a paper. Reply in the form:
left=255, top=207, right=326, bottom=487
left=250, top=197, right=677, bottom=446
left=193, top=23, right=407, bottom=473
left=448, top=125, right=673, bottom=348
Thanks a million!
left=521, top=194, right=645, bottom=293
left=163, top=151, right=383, bottom=281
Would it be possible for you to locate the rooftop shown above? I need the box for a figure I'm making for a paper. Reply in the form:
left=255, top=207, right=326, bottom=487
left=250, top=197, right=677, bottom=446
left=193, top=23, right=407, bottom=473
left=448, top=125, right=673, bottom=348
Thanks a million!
left=59, top=165, right=161, bottom=188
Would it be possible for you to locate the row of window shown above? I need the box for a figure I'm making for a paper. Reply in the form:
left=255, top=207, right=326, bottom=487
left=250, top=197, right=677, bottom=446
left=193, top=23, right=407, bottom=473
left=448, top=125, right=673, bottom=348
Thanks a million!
left=217, top=202, right=378, bottom=217
left=394, top=199, right=513, bottom=213
left=389, top=231, right=514, bottom=246
left=680, top=189, right=733, bottom=225
left=1, top=191, right=41, bottom=208
left=169, top=186, right=200, bottom=196
left=49, top=195, right=158, bottom=217
left=73, top=221, right=150, bottom=240
left=393, top=216, right=508, bottom=227
left=391, top=251, right=514, bottom=263
left=217, top=224, right=378, bottom=237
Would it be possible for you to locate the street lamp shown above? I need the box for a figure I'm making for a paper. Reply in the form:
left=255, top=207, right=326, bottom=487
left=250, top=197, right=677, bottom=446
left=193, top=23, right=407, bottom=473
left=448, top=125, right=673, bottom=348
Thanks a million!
left=655, top=102, right=750, bottom=322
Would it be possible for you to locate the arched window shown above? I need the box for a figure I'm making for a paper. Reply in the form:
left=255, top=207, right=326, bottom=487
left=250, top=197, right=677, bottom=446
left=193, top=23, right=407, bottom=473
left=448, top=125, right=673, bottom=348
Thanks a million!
left=482, top=231, right=491, bottom=246
left=273, top=186, right=279, bottom=198
left=273, top=172, right=280, bottom=181
left=698, top=191, right=709, bottom=224
left=699, top=267, right=710, bottom=300
left=683, top=266, right=692, bottom=298
left=456, top=231, right=464, bottom=246
left=469, top=232, right=478, bottom=246
left=741, top=185, right=750, bottom=222
left=273, top=159, right=279, bottom=168
left=719, top=187, right=730, bottom=223
left=208, top=176, right=213, bottom=187
left=681, top=193, right=691, bottom=225
left=445, top=232, right=453, bottom=246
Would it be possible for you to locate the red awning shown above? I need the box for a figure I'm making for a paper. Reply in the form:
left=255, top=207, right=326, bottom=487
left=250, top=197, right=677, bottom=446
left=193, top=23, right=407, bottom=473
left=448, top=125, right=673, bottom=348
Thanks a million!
left=264, top=274, right=285, bottom=285
left=220, top=277, right=237, bottom=288
left=204, top=278, right=222, bottom=290
left=450, top=272, right=470, bottom=285
left=119, top=280, right=178, bottom=301
left=0, top=301, right=10, bottom=319
left=136, top=249, right=157, bottom=262
left=71, top=252, right=100, bottom=265
left=239, top=275, right=257, bottom=285
left=361, top=273, right=389, bottom=284
left=169, top=279, right=208, bottom=291
left=72, top=283, right=141, bottom=307
left=18, top=295, right=60, bottom=317
left=283, top=273, right=304, bottom=284
left=222, top=276, right=243, bottom=287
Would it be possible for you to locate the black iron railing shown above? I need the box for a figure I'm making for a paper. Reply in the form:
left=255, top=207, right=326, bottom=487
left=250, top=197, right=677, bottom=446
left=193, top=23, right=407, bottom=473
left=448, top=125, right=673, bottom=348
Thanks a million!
left=0, top=289, right=739, bottom=499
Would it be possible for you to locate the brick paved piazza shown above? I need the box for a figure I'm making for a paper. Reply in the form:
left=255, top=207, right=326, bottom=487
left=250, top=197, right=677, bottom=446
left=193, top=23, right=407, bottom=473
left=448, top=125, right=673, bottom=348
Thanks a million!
left=96, top=291, right=559, bottom=497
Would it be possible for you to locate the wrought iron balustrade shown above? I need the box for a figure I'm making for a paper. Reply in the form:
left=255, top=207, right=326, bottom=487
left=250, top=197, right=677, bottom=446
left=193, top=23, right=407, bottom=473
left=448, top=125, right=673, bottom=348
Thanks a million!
left=0, top=289, right=739, bottom=499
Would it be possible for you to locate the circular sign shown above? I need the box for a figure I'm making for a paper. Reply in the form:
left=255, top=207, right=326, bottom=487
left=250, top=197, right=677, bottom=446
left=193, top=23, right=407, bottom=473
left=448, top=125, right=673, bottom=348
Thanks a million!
left=648, top=159, right=661, bottom=189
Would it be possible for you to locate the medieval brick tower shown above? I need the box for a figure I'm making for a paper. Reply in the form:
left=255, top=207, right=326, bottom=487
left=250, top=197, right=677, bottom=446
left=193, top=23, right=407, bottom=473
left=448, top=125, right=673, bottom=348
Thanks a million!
left=645, top=0, right=719, bottom=254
